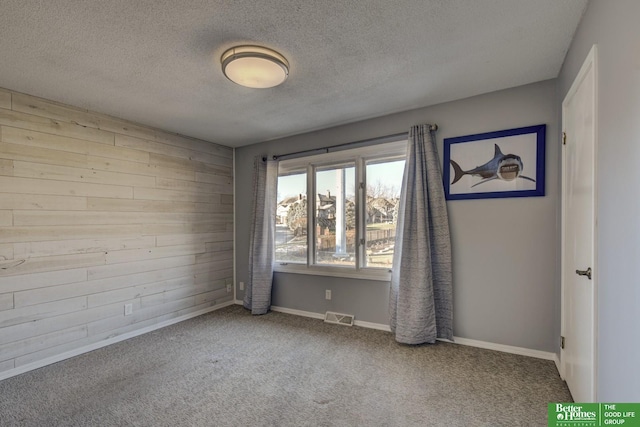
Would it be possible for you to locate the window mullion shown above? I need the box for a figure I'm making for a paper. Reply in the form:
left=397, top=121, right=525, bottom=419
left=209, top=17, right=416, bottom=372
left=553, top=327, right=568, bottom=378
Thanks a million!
left=306, top=164, right=315, bottom=267
left=356, top=157, right=365, bottom=270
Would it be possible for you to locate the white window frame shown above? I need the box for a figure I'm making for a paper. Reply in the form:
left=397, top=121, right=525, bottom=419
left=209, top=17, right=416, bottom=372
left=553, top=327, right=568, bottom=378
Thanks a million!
left=274, top=138, right=407, bottom=281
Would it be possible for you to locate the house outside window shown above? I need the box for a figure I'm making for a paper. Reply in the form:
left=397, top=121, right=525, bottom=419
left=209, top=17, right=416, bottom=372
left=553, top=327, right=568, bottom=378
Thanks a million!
left=275, top=138, right=406, bottom=280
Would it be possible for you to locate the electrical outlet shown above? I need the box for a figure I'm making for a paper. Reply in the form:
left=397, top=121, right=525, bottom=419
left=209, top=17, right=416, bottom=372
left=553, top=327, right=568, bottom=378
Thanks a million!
left=124, top=303, right=133, bottom=316
left=239, top=281, right=245, bottom=291
left=325, top=289, right=331, bottom=300
left=226, top=283, right=232, bottom=293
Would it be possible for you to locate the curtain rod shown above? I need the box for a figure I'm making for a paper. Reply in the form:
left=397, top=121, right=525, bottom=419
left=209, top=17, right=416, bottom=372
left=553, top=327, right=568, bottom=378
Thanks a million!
left=262, top=124, right=438, bottom=162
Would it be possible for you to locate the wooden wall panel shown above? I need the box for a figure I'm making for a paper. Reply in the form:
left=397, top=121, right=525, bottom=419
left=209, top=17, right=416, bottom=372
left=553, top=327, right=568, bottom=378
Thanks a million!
left=0, top=325, right=88, bottom=361
left=205, top=241, right=234, bottom=253
left=86, top=198, right=218, bottom=213
left=133, top=187, right=221, bottom=203
left=0, top=359, right=14, bottom=372
left=0, top=301, right=133, bottom=345
left=1, top=126, right=150, bottom=164
left=13, top=236, right=156, bottom=258
left=10, top=93, right=231, bottom=159
left=0, top=293, right=13, bottom=311
left=86, top=275, right=199, bottom=308
left=0, top=141, right=88, bottom=168
left=0, top=89, right=11, bottom=110
left=0, top=109, right=114, bottom=145
left=115, top=135, right=229, bottom=167
left=86, top=296, right=196, bottom=337
left=0, top=159, right=13, bottom=176
left=0, top=211, right=12, bottom=226
left=155, top=177, right=229, bottom=194
left=0, top=87, right=234, bottom=374
left=0, top=244, right=13, bottom=261
left=0, top=193, right=87, bottom=211
left=87, top=156, right=192, bottom=180
left=0, top=176, right=133, bottom=199
left=155, top=231, right=233, bottom=247
left=13, top=265, right=196, bottom=308
left=141, top=222, right=228, bottom=236
left=139, top=281, right=220, bottom=308
left=13, top=211, right=218, bottom=227
left=0, top=252, right=106, bottom=277
left=195, top=288, right=230, bottom=306
left=12, top=161, right=156, bottom=187
left=11, top=93, right=101, bottom=129
left=195, top=171, right=232, bottom=185
left=149, top=152, right=232, bottom=176
left=104, top=243, right=206, bottom=264
left=0, top=268, right=88, bottom=294
left=0, top=296, right=87, bottom=328
left=87, top=255, right=196, bottom=281
left=0, top=224, right=144, bottom=244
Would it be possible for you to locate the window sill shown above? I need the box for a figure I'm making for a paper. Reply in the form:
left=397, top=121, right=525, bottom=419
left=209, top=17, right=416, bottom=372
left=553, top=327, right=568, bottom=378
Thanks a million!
left=273, top=263, right=391, bottom=282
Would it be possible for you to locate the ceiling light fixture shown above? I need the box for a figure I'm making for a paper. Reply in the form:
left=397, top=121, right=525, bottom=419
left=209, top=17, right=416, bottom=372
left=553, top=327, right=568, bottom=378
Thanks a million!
left=221, top=45, right=289, bottom=89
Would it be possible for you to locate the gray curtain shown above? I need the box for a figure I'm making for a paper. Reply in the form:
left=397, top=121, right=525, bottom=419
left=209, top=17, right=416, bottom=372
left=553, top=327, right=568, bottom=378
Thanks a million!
left=389, top=124, right=453, bottom=344
left=244, top=156, right=278, bottom=315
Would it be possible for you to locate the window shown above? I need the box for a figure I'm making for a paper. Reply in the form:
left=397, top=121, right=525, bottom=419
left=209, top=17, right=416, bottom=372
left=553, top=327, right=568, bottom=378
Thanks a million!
left=315, top=164, right=356, bottom=266
left=275, top=139, right=406, bottom=280
left=275, top=172, right=307, bottom=263
left=364, top=159, right=404, bottom=268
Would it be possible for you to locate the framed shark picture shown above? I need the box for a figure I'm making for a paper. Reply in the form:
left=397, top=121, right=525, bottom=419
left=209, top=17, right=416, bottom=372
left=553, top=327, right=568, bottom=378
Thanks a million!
left=443, top=124, right=545, bottom=200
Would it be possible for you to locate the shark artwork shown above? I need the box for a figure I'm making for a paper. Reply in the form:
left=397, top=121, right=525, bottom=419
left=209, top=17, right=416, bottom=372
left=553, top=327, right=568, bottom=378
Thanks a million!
left=450, top=144, right=535, bottom=188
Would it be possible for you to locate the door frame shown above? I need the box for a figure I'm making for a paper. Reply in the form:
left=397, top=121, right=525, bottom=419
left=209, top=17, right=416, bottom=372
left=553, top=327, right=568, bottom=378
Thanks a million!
left=560, top=44, right=598, bottom=401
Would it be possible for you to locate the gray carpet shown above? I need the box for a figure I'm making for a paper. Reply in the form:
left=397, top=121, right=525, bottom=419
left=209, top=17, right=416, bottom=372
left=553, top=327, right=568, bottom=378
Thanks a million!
left=0, top=305, right=571, bottom=426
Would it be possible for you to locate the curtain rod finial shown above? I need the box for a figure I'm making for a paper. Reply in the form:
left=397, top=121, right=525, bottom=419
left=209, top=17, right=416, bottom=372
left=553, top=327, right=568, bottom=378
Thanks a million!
left=430, top=124, right=438, bottom=132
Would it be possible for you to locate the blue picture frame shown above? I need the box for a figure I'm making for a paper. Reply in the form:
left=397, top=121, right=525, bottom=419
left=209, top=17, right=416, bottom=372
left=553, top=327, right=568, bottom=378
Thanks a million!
left=443, top=124, right=546, bottom=200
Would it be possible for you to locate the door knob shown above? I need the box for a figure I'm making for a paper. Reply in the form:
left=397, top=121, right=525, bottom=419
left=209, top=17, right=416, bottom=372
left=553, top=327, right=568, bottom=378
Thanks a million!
left=575, top=267, right=592, bottom=280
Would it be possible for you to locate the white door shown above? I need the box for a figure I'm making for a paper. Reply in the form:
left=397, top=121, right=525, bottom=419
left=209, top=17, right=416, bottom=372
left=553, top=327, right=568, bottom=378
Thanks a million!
left=561, top=45, right=598, bottom=402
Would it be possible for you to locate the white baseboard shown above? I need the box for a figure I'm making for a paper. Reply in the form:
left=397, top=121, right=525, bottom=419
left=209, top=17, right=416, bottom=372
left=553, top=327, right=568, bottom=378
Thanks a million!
left=445, top=336, right=556, bottom=361
left=554, top=354, right=562, bottom=378
left=353, top=319, right=392, bottom=331
left=270, top=305, right=325, bottom=320
left=0, top=300, right=235, bottom=382
left=269, top=305, right=556, bottom=361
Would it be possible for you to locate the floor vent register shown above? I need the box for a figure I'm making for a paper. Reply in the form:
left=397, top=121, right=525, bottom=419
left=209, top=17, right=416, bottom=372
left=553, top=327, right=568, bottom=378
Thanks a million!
left=324, top=311, right=355, bottom=326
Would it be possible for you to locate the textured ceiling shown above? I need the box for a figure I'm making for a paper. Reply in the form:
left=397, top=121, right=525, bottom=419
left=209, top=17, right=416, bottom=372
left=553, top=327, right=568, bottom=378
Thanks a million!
left=0, top=0, right=588, bottom=147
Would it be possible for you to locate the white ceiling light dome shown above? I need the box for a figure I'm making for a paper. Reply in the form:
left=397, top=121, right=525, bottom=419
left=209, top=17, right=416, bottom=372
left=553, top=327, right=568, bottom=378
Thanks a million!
left=221, top=45, right=289, bottom=89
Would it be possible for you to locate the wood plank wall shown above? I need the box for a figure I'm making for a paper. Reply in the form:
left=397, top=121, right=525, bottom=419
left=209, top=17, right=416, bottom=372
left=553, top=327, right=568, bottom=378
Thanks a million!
left=0, top=87, right=234, bottom=375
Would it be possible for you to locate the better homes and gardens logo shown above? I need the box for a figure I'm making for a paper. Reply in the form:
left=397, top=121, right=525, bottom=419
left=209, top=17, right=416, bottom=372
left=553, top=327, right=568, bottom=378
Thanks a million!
left=549, top=403, right=640, bottom=427
left=553, top=403, right=597, bottom=425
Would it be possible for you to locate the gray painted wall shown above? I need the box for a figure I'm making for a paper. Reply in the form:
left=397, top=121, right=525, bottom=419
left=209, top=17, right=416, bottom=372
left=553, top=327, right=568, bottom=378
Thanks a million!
left=558, top=0, right=640, bottom=401
left=235, top=79, right=560, bottom=352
